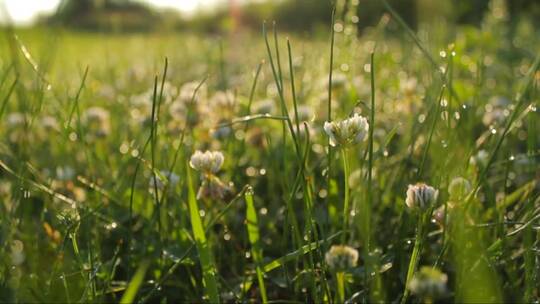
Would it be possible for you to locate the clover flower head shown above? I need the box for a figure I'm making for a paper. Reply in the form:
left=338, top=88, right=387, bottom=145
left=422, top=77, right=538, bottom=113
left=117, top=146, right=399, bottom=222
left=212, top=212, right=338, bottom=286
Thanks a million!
left=6, top=112, right=26, bottom=128
left=82, top=106, right=111, bottom=138
left=41, top=115, right=60, bottom=133
left=189, top=150, right=224, bottom=174
left=253, top=99, right=276, bottom=115
left=296, top=105, right=314, bottom=122
left=405, top=183, right=439, bottom=211
left=210, top=91, right=235, bottom=109
left=325, top=245, right=359, bottom=271
left=178, top=81, right=207, bottom=104
left=324, top=113, right=369, bottom=147
left=469, top=149, right=489, bottom=168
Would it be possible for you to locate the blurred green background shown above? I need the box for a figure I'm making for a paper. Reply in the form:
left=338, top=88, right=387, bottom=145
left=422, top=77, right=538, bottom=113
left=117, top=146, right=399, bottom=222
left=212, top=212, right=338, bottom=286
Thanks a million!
left=3, top=0, right=539, bottom=33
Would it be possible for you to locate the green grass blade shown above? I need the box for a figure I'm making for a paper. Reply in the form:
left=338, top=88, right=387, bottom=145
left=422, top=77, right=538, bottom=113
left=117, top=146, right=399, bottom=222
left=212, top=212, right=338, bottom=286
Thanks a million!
left=245, top=187, right=268, bottom=304
left=263, top=232, right=342, bottom=273
left=187, top=163, right=220, bottom=303
left=0, top=76, right=17, bottom=120
left=120, top=261, right=150, bottom=304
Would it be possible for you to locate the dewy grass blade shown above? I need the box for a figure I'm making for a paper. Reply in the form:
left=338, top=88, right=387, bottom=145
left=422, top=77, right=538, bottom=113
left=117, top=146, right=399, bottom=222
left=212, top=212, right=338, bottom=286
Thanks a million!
left=186, top=162, right=220, bottom=303
left=245, top=187, right=268, bottom=304
left=120, top=260, right=150, bottom=304
left=263, top=232, right=343, bottom=273
left=263, top=22, right=301, bottom=159
left=466, top=53, right=540, bottom=211
left=0, top=76, right=17, bottom=120
left=287, top=39, right=300, bottom=136
left=366, top=52, right=376, bottom=250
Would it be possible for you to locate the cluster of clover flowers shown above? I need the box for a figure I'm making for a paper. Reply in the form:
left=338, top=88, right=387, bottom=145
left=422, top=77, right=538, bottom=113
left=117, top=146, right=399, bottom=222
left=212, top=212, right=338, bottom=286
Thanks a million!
left=183, top=113, right=470, bottom=302
left=323, top=113, right=471, bottom=303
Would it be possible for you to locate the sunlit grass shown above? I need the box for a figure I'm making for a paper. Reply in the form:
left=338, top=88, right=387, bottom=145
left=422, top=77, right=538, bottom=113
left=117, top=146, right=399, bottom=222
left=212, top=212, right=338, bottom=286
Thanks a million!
left=0, top=1, right=539, bottom=302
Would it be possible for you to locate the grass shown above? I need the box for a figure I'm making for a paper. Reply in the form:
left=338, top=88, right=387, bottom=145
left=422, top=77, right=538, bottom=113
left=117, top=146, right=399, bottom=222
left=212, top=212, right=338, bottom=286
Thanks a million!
left=0, top=1, right=539, bottom=302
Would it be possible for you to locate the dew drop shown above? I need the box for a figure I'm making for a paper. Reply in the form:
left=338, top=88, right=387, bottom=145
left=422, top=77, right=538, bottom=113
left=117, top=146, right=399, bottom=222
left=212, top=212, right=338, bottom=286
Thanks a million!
left=440, top=99, right=448, bottom=107
left=333, top=23, right=344, bottom=33
left=441, top=111, right=449, bottom=121
left=69, top=132, right=78, bottom=141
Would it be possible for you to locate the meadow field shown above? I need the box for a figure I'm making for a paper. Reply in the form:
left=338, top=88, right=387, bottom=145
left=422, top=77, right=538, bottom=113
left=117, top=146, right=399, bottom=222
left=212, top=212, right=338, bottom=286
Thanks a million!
left=0, top=1, right=539, bottom=303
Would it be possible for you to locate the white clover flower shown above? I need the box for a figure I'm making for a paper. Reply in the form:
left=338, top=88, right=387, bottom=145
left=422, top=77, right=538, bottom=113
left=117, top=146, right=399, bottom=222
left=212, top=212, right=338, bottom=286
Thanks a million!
left=295, top=105, right=315, bottom=122
left=448, top=177, right=471, bottom=200
left=210, top=91, right=235, bottom=109
left=405, top=183, right=439, bottom=211
left=408, top=266, right=448, bottom=299
left=40, top=115, right=60, bottom=133
left=190, top=150, right=224, bottom=174
left=253, top=99, right=276, bottom=115
left=469, top=149, right=489, bottom=168
left=6, top=112, right=26, bottom=128
left=324, top=113, right=369, bottom=147
left=325, top=245, right=359, bottom=271
left=161, top=82, right=180, bottom=104
left=177, top=81, right=207, bottom=104
left=168, top=100, right=187, bottom=121
left=82, top=106, right=111, bottom=137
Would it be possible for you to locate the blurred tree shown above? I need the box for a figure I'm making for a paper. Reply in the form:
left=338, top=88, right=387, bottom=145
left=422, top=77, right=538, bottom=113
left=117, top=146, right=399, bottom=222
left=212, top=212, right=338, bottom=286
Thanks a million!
left=46, top=0, right=164, bottom=31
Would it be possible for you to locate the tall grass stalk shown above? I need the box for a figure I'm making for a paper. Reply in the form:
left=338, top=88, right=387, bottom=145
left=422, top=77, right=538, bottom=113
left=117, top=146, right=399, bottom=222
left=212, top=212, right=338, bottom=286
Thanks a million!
left=127, top=59, right=168, bottom=277
left=245, top=187, right=268, bottom=304
left=366, top=52, right=375, bottom=250
left=401, top=209, right=431, bottom=304
left=326, top=7, right=336, bottom=212
left=186, top=163, right=220, bottom=303
left=341, top=148, right=350, bottom=241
